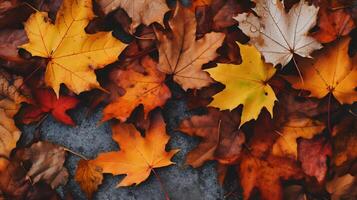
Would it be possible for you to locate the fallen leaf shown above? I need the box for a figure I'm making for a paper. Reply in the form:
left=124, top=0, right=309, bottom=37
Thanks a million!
left=312, top=1, right=355, bottom=43
left=206, top=42, right=277, bottom=125
left=326, top=174, right=357, bottom=200
left=332, top=117, right=357, bottom=166
left=0, top=0, right=33, bottom=29
left=248, top=110, right=279, bottom=157
left=92, top=112, right=179, bottom=186
left=0, top=157, right=61, bottom=200
left=178, top=108, right=245, bottom=167
left=0, top=29, right=27, bottom=63
left=190, top=0, right=212, bottom=12
left=272, top=118, right=325, bottom=158
left=18, top=88, right=79, bottom=126
left=283, top=185, right=307, bottom=200
left=286, top=37, right=357, bottom=104
left=155, top=4, right=225, bottom=90
left=18, top=141, right=68, bottom=188
left=298, top=137, right=332, bottom=183
left=97, top=0, right=169, bottom=31
left=238, top=154, right=304, bottom=200
left=0, top=70, right=28, bottom=158
left=211, top=0, right=251, bottom=31
left=21, top=0, right=126, bottom=96
left=234, top=0, right=322, bottom=67
left=102, top=56, right=171, bottom=122
left=75, top=159, right=103, bottom=199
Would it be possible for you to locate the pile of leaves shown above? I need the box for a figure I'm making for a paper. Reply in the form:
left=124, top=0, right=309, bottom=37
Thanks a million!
left=0, top=0, right=356, bottom=199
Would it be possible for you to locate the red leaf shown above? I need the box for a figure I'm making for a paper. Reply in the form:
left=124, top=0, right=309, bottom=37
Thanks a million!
left=298, top=137, right=332, bottom=183
left=19, top=89, right=79, bottom=126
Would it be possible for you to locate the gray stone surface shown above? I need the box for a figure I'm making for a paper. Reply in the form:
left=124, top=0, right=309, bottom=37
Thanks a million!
left=20, top=99, right=224, bottom=200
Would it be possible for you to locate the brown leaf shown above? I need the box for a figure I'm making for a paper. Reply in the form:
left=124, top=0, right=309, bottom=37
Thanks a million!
left=0, top=70, right=29, bottom=158
left=211, top=0, right=251, bottom=31
left=0, top=29, right=27, bottom=63
left=97, top=0, right=169, bottom=31
left=298, top=137, right=332, bottom=183
left=178, top=108, right=245, bottom=167
left=332, top=116, right=357, bottom=167
left=155, top=4, right=225, bottom=90
left=0, top=157, right=60, bottom=200
left=0, top=0, right=33, bottom=29
left=103, top=56, right=171, bottom=122
left=75, top=159, right=103, bottom=199
left=18, top=141, right=68, bottom=188
left=326, top=173, right=357, bottom=200
left=312, top=0, right=355, bottom=43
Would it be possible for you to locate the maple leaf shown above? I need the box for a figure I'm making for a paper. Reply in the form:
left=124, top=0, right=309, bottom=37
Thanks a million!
left=18, top=88, right=79, bottom=126
left=97, top=0, right=169, bottom=32
left=238, top=154, right=304, bottom=200
left=286, top=37, right=357, bottom=104
left=21, top=0, right=126, bottom=97
left=102, top=56, right=171, bottom=122
left=155, top=4, right=225, bottom=90
left=92, top=113, right=179, bottom=186
left=0, top=70, right=28, bottom=158
left=206, top=42, right=277, bottom=125
left=178, top=108, right=245, bottom=167
left=17, top=141, right=68, bottom=188
left=297, top=137, right=332, bottom=183
left=312, top=0, right=355, bottom=43
left=75, top=159, right=103, bottom=199
left=234, top=0, right=322, bottom=67
left=272, top=117, right=325, bottom=158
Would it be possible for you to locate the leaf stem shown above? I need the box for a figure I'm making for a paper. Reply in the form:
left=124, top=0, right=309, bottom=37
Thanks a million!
left=64, top=148, right=88, bottom=160
left=152, top=168, right=170, bottom=200
left=292, top=56, right=304, bottom=85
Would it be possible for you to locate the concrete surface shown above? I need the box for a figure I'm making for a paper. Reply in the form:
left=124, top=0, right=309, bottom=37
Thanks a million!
left=20, top=99, right=224, bottom=200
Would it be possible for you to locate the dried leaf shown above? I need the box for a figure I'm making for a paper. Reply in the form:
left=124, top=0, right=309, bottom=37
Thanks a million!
left=97, top=0, right=169, bottom=31
left=312, top=1, right=355, bottom=43
left=19, top=141, right=68, bottom=188
left=238, top=154, right=303, bottom=200
left=0, top=70, right=28, bottom=158
left=75, top=159, right=103, bottom=199
left=298, top=137, right=332, bottom=183
left=234, top=0, right=322, bottom=67
left=155, top=4, right=225, bottom=90
left=326, top=174, right=357, bottom=200
left=178, top=108, right=245, bottom=167
left=102, top=56, right=171, bottom=122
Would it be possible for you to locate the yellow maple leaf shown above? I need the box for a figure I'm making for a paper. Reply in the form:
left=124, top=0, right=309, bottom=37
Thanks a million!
left=21, top=0, right=126, bottom=96
left=205, top=43, right=277, bottom=125
left=286, top=37, right=357, bottom=104
left=92, top=113, right=179, bottom=187
left=272, top=118, right=325, bottom=159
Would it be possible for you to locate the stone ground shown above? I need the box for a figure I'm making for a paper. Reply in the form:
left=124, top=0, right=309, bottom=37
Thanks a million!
left=19, top=99, right=225, bottom=200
